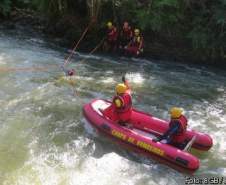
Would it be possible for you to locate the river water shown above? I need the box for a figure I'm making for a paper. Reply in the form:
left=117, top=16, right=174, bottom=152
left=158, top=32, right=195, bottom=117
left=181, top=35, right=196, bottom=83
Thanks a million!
left=0, top=29, right=226, bottom=185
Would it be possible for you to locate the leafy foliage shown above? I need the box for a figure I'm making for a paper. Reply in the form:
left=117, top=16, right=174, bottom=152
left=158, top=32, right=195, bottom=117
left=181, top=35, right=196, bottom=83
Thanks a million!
left=1, top=0, right=226, bottom=61
left=0, top=0, right=12, bottom=16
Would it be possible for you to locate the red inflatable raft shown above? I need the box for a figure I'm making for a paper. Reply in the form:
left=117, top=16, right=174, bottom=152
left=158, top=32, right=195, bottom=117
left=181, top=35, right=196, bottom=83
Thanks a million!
left=83, top=99, right=213, bottom=173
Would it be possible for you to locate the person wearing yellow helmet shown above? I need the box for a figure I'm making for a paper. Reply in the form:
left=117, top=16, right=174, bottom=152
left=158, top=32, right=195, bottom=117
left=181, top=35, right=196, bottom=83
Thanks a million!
left=124, top=28, right=144, bottom=57
left=107, top=21, right=113, bottom=28
left=115, top=83, right=127, bottom=94
left=170, top=107, right=183, bottom=119
left=134, top=29, right=140, bottom=36
left=103, top=76, right=132, bottom=125
left=103, top=21, right=118, bottom=52
left=153, top=107, right=188, bottom=148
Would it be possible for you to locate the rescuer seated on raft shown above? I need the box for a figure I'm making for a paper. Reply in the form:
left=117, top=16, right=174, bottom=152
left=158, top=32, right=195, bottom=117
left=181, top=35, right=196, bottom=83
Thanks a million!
left=103, top=21, right=118, bottom=52
left=102, top=78, right=132, bottom=126
left=124, top=28, right=144, bottom=57
left=119, top=21, right=133, bottom=51
left=153, top=107, right=188, bottom=149
left=113, top=82, right=132, bottom=125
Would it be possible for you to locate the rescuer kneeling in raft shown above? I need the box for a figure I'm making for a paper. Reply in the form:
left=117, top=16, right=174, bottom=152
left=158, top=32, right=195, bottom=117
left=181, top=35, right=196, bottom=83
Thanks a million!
left=102, top=76, right=132, bottom=126
left=153, top=107, right=188, bottom=149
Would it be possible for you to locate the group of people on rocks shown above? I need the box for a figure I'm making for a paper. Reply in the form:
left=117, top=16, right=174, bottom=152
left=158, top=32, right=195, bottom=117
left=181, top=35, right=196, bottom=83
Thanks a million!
left=103, top=21, right=144, bottom=57
left=103, top=77, right=189, bottom=149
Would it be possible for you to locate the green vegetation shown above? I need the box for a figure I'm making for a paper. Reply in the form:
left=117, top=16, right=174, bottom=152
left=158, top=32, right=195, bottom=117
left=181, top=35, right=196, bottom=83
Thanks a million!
left=0, top=0, right=226, bottom=62
left=0, top=0, right=12, bottom=16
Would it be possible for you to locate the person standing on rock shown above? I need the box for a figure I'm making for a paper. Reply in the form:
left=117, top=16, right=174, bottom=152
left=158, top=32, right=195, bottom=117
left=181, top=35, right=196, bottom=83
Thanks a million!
left=125, top=28, right=144, bottom=57
left=103, top=21, right=118, bottom=52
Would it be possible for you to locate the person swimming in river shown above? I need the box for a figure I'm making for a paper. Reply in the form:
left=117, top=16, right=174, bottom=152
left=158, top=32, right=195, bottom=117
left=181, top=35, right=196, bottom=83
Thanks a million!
left=61, top=65, right=75, bottom=76
left=58, top=65, right=77, bottom=96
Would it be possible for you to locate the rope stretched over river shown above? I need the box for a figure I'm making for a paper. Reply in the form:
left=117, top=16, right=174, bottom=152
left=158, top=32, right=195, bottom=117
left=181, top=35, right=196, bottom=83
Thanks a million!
left=0, top=19, right=103, bottom=75
left=63, top=20, right=94, bottom=67
left=79, top=37, right=105, bottom=63
left=0, top=37, right=104, bottom=73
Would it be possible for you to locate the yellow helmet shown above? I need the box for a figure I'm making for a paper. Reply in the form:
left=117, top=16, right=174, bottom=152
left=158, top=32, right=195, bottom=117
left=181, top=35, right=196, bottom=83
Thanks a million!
left=107, top=21, right=113, bottom=28
left=170, top=107, right=183, bottom=119
left=115, top=83, right=127, bottom=94
left=134, top=28, right=140, bottom=35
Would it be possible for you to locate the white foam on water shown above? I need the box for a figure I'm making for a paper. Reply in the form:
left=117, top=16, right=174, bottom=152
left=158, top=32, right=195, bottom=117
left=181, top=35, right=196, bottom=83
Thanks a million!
left=186, top=66, right=201, bottom=73
left=200, top=168, right=226, bottom=177
left=105, top=70, right=114, bottom=74
left=28, top=38, right=45, bottom=44
left=76, top=76, right=94, bottom=81
left=126, top=73, right=145, bottom=84
left=100, top=77, right=115, bottom=84
left=213, top=132, right=226, bottom=155
left=23, top=60, right=30, bottom=64
left=131, top=57, right=150, bottom=64
left=0, top=54, right=7, bottom=65
left=73, top=52, right=102, bottom=61
left=82, top=118, right=99, bottom=137
left=68, top=153, right=132, bottom=185
left=216, top=87, right=224, bottom=92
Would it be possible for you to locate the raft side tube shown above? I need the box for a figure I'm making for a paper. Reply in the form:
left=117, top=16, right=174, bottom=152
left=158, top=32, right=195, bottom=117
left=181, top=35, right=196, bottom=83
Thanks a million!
left=83, top=99, right=201, bottom=173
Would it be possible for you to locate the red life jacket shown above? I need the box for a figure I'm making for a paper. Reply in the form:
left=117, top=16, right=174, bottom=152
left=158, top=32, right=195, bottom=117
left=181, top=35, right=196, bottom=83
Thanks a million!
left=112, top=93, right=132, bottom=113
left=169, top=115, right=187, bottom=135
left=131, top=35, right=144, bottom=49
left=121, top=27, right=133, bottom=40
left=107, top=26, right=118, bottom=41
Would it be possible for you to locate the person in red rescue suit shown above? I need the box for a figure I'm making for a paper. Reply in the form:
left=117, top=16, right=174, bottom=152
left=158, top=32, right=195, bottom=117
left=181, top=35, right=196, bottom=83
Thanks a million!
left=103, top=21, right=118, bottom=52
left=124, top=28, right=144, bottom=57
left=153, top=107, right=188, bottom=149
left=119, top=21, right=133, bottom=50
left=102, top=76, right=132, bottom=125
